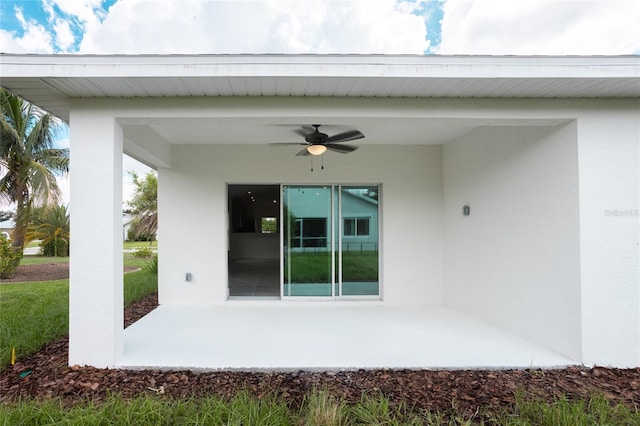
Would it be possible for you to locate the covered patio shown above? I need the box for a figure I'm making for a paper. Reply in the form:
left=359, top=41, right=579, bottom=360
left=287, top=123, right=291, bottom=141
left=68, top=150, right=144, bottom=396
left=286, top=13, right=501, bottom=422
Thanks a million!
left=120, top=304, right=574, bottom=370
left=1, top=54, right=638, bottom=370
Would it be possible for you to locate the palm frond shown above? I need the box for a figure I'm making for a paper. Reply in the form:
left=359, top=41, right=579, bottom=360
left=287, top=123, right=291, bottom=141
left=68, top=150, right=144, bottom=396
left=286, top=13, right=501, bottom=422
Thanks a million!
left=0, top=88, right=69, bottom=251
left=28, top=162, right=62, bottom=207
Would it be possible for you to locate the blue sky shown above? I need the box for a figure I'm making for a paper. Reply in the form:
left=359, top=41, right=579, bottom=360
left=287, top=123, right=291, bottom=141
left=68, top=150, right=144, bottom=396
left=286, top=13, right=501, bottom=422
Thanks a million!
left=1, top=1, right=638, bottom=55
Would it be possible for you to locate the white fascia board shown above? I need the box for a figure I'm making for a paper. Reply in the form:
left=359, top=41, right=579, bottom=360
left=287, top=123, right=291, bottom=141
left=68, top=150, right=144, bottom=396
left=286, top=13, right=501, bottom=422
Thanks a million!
left=1, top=54, right=639, bottom=79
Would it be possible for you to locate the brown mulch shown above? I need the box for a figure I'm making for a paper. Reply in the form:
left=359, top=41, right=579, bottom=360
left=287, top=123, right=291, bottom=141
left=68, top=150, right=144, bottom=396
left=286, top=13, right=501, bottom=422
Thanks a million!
left=0, top=262, right=138, bottom=283
left=1, top=290, right=639, bottom=419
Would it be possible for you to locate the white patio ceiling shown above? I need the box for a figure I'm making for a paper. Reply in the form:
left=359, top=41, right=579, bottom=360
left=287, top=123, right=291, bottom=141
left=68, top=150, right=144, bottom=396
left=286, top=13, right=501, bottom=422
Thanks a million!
left=1, top=54, right=638, bottom=147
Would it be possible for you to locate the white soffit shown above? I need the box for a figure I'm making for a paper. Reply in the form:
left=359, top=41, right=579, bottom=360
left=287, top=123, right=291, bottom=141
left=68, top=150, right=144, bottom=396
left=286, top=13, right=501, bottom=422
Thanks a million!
left=1, top=54, right=639, bottom=123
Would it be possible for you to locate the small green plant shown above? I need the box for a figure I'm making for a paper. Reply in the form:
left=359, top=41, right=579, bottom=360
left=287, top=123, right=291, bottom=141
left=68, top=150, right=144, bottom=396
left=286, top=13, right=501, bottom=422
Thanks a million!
left=0, top=234, right=21, bottom=279
left=145, top=255, right=158, bottom=273
left=302, top=390, right=348, bottom=426
left=132, top=247, right=154, bottom=258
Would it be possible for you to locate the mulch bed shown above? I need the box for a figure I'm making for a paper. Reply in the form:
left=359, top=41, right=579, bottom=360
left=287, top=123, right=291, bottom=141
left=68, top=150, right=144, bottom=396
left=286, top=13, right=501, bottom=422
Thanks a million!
left=1, top=272, right=639, bottom=418
left=1, top=262, right=70, bottom=283
left=0, top=262, right=138, bottom=283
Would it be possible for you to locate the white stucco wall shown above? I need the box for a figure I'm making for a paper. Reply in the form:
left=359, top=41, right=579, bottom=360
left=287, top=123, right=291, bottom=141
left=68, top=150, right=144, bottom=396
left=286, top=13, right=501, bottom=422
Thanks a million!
left=576, top=102, right=640, bottom=367
left=69, top=109, right=124, bottom=368
left=443, top=123, right=583, bottom=361
left=159, top=144, right=444, bottom=306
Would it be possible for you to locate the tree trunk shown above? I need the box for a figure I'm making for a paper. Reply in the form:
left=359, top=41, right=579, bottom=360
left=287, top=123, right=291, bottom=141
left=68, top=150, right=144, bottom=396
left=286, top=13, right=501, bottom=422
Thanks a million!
left=12, top=186, right=30, bottom=258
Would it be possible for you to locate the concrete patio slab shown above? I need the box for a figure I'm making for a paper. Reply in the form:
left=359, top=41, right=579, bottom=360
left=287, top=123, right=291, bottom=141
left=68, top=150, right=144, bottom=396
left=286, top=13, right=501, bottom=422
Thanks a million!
left=119, top=304, right=576, bottom=370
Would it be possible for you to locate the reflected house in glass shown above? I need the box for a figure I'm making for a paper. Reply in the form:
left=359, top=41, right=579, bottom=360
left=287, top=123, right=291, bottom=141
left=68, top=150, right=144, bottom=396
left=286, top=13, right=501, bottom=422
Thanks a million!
left=282, top=185, right=380, bottom=297
left=1, top=54, right=638, bottom=370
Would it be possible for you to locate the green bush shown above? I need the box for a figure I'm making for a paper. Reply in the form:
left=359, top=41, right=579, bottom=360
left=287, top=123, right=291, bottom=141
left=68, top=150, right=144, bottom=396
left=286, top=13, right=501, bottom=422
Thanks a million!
left=28, top=205, right=70, bottom=257
left=132, top=247, right=154, bottom=258
left=126, top=227, right=154, bottom=242
left=145, top=255, right=158, bottom=273
left=40, top=237, right=69, bottom=257
left=0, top=235, right=21, bottom=279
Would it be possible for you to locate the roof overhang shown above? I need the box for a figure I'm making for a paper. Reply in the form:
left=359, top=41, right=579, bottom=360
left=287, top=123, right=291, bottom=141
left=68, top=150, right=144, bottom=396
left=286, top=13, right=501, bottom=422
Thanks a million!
left=2, top=54, right=639, bottom=122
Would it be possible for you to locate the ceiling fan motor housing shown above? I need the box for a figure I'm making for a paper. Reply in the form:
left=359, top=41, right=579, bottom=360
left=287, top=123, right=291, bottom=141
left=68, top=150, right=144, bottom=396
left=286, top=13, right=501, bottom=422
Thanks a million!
left=306, top=125, right=328, bottom=145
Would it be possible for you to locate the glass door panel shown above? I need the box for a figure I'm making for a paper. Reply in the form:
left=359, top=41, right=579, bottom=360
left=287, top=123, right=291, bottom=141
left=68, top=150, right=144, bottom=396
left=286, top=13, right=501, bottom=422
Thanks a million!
left=283, top=185, right=333, bottom=297
left=340, top=186, right=379, bottom=296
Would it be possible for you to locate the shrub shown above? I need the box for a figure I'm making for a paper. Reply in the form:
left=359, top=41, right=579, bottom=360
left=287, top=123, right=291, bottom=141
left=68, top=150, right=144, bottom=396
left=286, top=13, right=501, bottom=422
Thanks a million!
left=0, top=235, right=21, bottom=279
left=145, top=255, right=158, bottom=273
left=27, top=205, right=70, bottom=257
left=132, top=247, right=154, bottom=258
left=126, top=226, right=154, bottom=242
left=40, top=238, right=69, bottom=257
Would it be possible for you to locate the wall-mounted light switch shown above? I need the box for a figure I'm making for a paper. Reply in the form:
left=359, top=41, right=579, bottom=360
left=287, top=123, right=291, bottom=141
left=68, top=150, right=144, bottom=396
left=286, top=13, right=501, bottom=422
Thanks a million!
left=186, top=273, right=192, bottom=282
left=463, top=205, right=471, bottom=216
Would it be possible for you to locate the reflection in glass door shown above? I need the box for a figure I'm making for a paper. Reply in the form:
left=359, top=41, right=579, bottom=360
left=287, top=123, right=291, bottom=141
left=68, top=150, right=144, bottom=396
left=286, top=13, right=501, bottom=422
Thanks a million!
left=283, top=185, right=379, bottom=298
left=283, top=186, right=333, bottom=296
left=339, top=186, right=379, bottom=296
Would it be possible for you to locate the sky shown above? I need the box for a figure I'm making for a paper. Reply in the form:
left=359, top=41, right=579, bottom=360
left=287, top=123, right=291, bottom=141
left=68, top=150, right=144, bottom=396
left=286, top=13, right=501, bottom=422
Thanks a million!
left=1, top=0, right=639, bottom=205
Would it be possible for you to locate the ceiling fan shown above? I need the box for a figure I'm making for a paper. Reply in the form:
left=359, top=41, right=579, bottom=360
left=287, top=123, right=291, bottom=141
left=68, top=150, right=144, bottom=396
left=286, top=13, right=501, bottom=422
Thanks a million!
left=272, top=125, right=364, bottom=156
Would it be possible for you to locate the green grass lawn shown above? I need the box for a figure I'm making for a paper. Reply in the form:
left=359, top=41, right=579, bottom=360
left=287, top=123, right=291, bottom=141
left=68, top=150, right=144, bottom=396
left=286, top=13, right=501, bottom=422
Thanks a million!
left=123, top=252, right=155, bottom=269
left=0, top=280, right=68, bottom=371
left=0, top=267, right=157, bottom=371
left=123, top=240, right=157, bottom=250
left=19, top=255, right=69, bottom=266
left=1, top=390, right=638, bottom=425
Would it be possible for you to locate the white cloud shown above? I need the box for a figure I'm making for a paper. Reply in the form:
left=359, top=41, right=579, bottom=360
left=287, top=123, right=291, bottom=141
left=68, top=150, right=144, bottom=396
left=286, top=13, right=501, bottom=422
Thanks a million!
left=437, top=0, right=640, bottom=55
left=3, top=0, right=639, bottom=55
left=77, top=0, right=429, bottom=54
left=0, top=7, right=54, bottom=53
left=53, top=18, right=75, bottom=51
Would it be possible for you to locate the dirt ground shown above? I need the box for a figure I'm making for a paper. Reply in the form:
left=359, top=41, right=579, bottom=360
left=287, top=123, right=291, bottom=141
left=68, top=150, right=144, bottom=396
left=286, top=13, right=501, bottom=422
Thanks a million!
left=1, top=262, right=70, bottom=282
left=1, top=266, right=639, bottom=419
left=0, top=262, right=137, bottom=282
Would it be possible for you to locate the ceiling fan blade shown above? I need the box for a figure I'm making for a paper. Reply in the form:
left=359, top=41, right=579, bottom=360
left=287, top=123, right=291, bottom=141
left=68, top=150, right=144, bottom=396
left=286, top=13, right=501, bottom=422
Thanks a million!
left=326, top=130, right=364, bottom=143
left=326, top=143, right=358, bottom=154
left=269, top=142, right=307, bottom=146
left=296, top=148, right=311, bottom=156
left=294, top=128, right=308, bottom=138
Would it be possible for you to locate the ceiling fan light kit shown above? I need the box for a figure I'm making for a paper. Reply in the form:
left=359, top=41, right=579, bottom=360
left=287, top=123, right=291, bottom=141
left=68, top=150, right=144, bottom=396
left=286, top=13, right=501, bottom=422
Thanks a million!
left=306, top=144, right=327, bottom=156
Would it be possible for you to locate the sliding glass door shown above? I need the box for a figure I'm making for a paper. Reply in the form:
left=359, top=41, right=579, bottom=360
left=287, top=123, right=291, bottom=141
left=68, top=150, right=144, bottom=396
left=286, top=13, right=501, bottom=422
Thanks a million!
left=282, top=184, right=379, bottom=299
left=283, top=185, right=333, bottom=296
left=338, top=186, right=379, bottom=296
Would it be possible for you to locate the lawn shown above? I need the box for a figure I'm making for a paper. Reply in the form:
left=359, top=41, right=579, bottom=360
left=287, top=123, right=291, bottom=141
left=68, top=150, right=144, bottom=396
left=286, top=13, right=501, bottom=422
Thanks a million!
left=0, top=262, right=157, bottom=371
left=0, top=280, right=68, bottom=371
left=1, top=390, right=638, bottom=425
left=123, top=240, right=157, bottom=250
left=19, top=255, right=69, bottom=266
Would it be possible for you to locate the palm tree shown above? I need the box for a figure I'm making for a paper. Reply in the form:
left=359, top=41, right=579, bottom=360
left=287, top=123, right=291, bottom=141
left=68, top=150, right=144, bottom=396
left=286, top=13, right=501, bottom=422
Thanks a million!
left=27, top=204, right=70, bottom=257
left=0, top=89, right=69, bottom=254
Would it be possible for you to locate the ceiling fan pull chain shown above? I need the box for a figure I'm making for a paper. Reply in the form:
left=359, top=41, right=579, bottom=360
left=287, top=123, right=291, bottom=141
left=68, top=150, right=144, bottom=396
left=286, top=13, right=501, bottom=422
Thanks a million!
left=310, top=155, right=314, bottom=172
left=321, top=154, right=324, bottom=170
